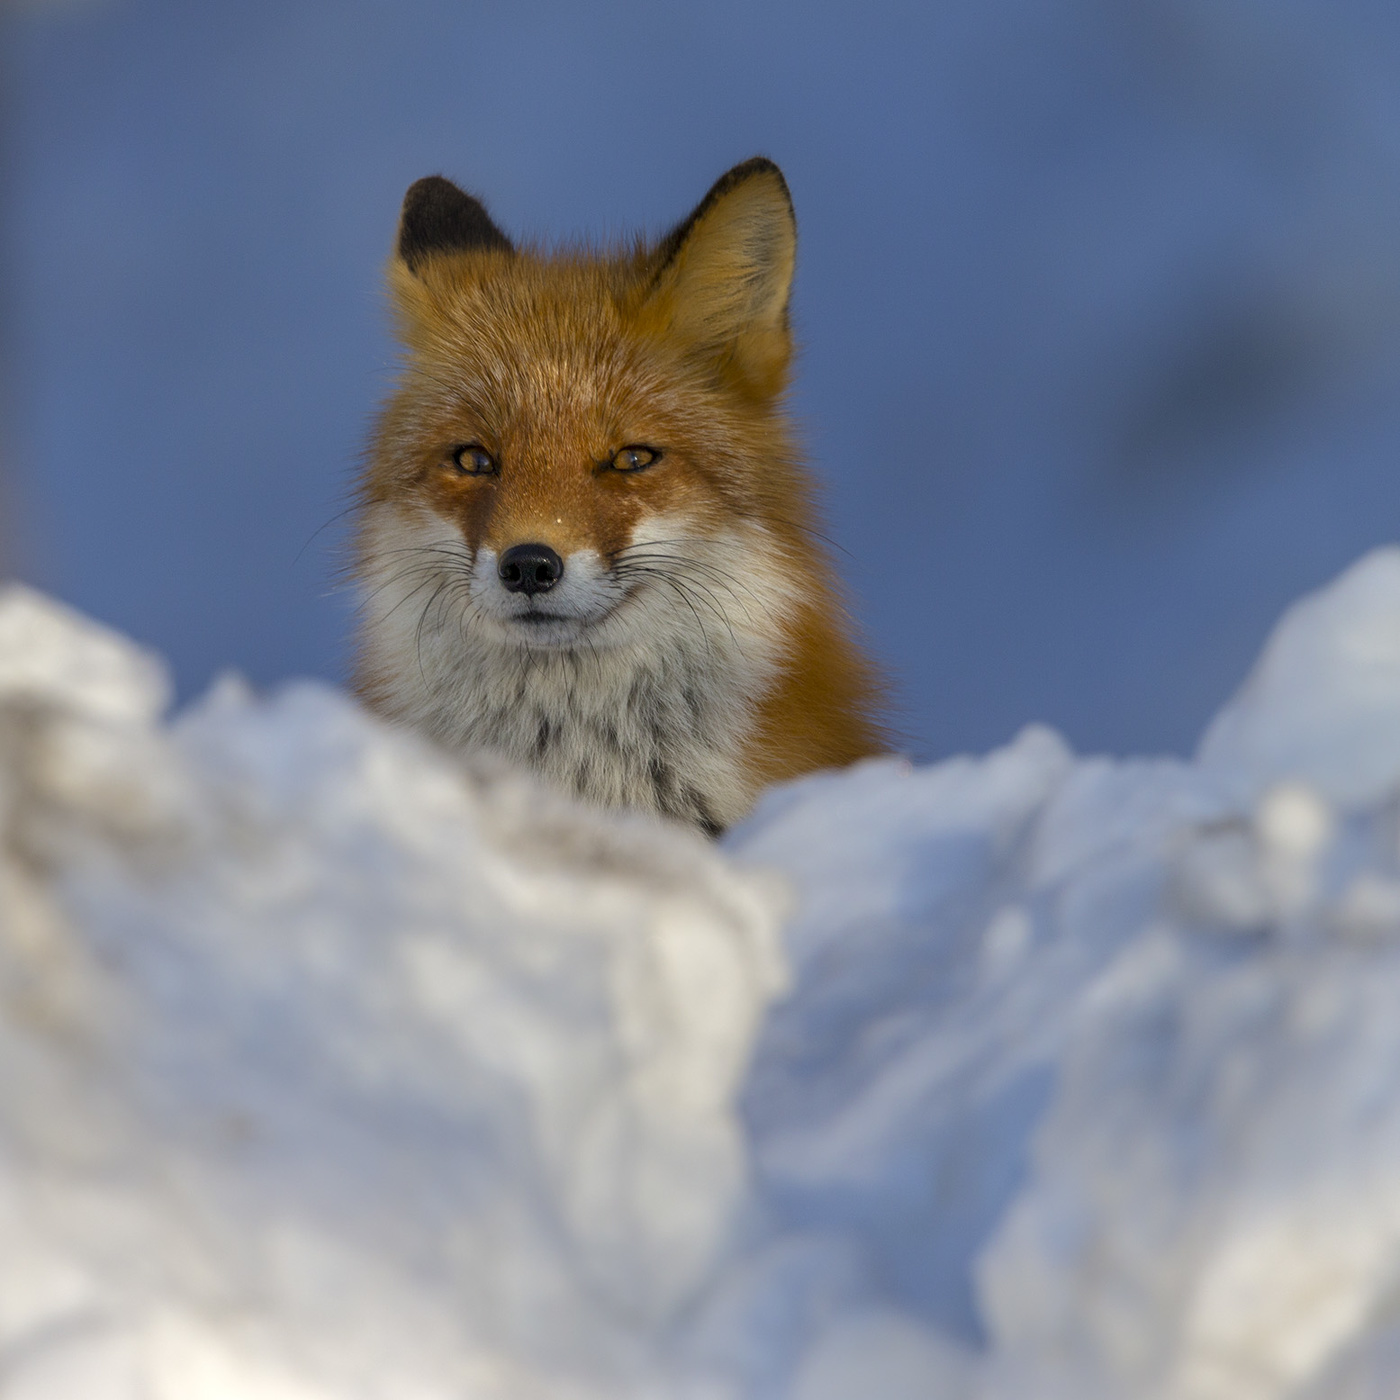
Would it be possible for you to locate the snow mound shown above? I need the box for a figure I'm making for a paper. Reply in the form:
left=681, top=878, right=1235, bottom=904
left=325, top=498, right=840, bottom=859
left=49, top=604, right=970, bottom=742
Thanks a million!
left=0, top=586, right=785, bottom=1398
left=7, top=553, right=1400, bottom=1397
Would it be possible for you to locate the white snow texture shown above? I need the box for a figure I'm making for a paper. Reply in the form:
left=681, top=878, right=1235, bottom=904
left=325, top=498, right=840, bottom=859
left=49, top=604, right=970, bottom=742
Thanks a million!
left=7, top=551, right=1400, bottom=1397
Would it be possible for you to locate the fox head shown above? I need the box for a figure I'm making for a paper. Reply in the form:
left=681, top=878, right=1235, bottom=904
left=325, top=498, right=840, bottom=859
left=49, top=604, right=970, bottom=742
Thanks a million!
left=357, top=158, right=813, bottom=661
left=355, top=158, right=883, bottom=830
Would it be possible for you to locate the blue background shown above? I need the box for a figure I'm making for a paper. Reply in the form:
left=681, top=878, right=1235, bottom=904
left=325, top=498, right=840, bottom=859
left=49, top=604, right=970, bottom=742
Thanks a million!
left=6, top=0, right=1400, bottom=760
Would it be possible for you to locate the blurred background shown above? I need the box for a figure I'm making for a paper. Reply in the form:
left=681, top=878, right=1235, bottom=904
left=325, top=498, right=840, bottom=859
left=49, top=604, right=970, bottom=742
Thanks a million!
left=4, top=0, right=1400, bottom=760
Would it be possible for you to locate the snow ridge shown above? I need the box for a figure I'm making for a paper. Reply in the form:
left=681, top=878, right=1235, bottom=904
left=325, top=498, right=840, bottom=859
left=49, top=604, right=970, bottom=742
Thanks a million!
left=8, top=552, right=1400, bottom=1397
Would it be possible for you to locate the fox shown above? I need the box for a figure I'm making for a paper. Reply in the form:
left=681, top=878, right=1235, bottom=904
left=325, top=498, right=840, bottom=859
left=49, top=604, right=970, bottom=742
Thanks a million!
left=353, top=157, right=887, bottom=835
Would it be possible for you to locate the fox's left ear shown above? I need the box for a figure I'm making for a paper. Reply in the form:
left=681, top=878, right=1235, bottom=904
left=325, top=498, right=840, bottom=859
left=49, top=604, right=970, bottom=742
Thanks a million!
left=642, top=158, right=796, bottom=396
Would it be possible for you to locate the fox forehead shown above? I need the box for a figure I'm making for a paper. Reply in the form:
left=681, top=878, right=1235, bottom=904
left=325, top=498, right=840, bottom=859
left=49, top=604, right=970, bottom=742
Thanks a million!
left=408, top=255, right=641, bottom=370
left=439, top=351, right=660, bottom=443
left=405, top=293, right=675, bottom=438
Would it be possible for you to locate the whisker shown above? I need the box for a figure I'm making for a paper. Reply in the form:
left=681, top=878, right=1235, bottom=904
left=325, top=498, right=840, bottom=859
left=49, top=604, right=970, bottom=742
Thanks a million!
left=617, top=564, right=739, bottom=641
left=376, top=572, right=446, bottom=626
left=357, top=557, right=464, bottom=611
left=294, top=503, right=361, bottom=565
left=612, top=542, right=758, bottom=599
left=653, top=575, right=715, bottom=656
left=619, top=556, right=752, bottom=613
left=415, top=579, right=455, bottom=682
left=615, top=564, right=737, bottom=653
left=612, top=546, right=756, bottom=643
left=354, top=541, right=477, bottom=625
left=807, top=527, right=854, bottom=561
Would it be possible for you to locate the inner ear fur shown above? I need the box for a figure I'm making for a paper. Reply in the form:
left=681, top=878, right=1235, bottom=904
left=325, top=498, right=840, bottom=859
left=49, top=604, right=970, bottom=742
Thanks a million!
left=641, top=157, right=797, bottom=396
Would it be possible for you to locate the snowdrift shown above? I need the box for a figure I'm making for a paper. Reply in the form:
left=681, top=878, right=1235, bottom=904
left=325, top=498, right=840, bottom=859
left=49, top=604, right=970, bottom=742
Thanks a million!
left=8, top=552, right=1400, bottom=1398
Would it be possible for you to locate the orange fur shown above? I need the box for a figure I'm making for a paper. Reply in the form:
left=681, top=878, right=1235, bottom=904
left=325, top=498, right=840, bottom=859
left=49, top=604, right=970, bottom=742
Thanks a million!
left=354, top=159, right=887, bottom=832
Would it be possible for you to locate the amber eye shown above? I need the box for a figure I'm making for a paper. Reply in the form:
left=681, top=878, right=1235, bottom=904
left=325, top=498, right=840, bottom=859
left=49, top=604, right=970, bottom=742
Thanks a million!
left=609, top=445, right=661, bottom=473
left=451, top=444, right=496, bottom=475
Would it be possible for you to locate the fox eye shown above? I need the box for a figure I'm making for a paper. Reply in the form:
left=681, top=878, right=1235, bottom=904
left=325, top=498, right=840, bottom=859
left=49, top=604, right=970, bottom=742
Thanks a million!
left=609, top=445, right=661, bottom=473
left=451, top=444, right=496, bottom=475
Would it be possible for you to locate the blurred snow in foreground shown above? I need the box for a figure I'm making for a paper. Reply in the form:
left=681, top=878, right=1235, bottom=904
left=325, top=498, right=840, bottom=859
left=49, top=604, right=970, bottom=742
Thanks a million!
left=8, top=554, right=1400, bottom=1398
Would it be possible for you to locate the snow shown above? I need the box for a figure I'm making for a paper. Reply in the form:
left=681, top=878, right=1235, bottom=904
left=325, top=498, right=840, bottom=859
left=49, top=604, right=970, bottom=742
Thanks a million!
left=8, top=554, right=1400, bottom=1396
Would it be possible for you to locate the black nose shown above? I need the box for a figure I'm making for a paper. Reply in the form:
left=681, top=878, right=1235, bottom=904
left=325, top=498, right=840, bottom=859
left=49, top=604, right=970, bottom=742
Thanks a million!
left=498, top=543, right=563, bottom=595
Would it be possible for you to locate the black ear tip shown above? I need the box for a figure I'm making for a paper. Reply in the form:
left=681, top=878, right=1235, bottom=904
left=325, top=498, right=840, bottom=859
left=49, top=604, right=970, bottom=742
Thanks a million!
left=722, top=156, right=790, bottom=200
left=730, top=156, right=785, bottom=182
left=695, top=157, right=794, bottom=227
left=401, top=174, right=460, bottom=217
left=398, top=174, right=512, bottom=270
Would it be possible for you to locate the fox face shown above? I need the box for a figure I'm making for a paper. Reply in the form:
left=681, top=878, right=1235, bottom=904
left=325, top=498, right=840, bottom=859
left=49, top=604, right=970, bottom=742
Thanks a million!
left=375, top=276, right=785, bottom=657
left=356, top=160, right=885, bottom=832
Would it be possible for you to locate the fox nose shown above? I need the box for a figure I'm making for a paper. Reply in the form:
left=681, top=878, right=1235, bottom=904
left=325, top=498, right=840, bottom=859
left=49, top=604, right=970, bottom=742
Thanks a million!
left=498, top=543, right=563, bottom=595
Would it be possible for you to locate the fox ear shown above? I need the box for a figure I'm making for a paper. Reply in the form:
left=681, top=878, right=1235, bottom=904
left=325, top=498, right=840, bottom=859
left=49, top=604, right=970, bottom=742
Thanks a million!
left=397, top=175, right=512, bottom=272
left=642, top=158, right=796, bottom=395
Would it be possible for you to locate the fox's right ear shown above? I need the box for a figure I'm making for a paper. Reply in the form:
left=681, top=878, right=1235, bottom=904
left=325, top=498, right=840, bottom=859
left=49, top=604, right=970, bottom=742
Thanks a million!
left=396, top=175, right=512, bottom=273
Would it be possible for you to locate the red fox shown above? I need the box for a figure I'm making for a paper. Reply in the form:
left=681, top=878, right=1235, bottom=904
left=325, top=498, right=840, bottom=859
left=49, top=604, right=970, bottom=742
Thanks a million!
left=354, top=158, right=887, bottom=834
